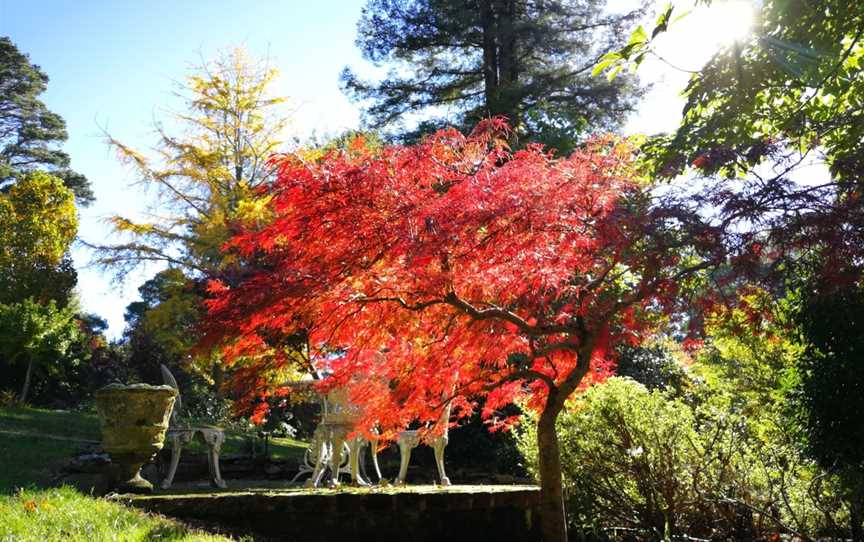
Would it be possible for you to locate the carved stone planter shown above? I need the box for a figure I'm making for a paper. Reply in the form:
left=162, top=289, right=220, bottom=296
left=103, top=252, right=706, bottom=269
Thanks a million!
left=94, top=383, right=176, bottom=493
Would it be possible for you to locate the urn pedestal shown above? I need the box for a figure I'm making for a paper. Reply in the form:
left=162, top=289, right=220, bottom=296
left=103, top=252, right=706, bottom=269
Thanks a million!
left=94, top=383, right=176, bottom=493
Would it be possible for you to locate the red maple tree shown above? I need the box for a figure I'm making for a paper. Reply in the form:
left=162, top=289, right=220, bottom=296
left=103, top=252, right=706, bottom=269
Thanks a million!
left=204, top=119, right=721, bottom=541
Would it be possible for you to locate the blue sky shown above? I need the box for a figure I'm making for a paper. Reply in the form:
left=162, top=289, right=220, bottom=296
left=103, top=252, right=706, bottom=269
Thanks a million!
left=0, top=0, right=757, bottom=338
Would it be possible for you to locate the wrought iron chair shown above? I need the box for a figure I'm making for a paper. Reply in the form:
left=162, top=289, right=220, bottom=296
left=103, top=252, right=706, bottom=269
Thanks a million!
left=395, top=401, right=452, bottom=486
left=288, top=382, right=381, bottom=487
left=159, top=364, right=226, bottom=489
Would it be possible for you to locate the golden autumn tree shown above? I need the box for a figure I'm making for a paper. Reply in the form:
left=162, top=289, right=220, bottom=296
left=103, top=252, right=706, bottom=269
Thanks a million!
left=90, top=48, right=293, bottom=390
left=0, top=171, right=78, bottom=305
left=0, top=172, right=80, bottom=403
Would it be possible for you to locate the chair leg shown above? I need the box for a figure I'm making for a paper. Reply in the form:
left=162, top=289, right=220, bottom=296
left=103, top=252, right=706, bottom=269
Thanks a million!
left=206, top=437, right=226, bottom=489
left=358, top=436, right=381, bottom=484
left=432, top=435, right=451, bottom=486
left=161, top=434, right=182, bottom=489
left=348, top=436, right=368, bottom=486
left=395, top=432, right=418, bottom=486
left=328, top=428, right=347, bottom=488
left=307, top=434, right=330, bottom=488
left=370, top=435, right=382, bottom=482
left=359, top=440, right=370, bottom=483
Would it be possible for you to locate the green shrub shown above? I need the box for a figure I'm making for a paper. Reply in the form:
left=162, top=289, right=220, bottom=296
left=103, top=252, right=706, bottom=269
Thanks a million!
left=793, top=285, right=864, bottom=539
left=517, top=376, right=858, bottom=540
left=517, top=378, right=773, bottom=540
left=615, top=343, right=690, bottom=393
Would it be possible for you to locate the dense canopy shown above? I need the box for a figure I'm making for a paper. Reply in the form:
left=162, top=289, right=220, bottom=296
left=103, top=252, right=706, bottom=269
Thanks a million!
left=203, top=120, right=727, bottom=539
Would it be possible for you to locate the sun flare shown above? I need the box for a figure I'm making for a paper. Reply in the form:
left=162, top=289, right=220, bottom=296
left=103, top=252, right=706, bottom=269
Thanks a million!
left=651, top=0, right=759, bottom=75
left=711, top=0, right=756, bottom=45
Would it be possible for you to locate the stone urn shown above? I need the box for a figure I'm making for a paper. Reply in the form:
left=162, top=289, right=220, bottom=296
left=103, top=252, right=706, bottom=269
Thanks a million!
left=94, top=383, right=177, bottom=493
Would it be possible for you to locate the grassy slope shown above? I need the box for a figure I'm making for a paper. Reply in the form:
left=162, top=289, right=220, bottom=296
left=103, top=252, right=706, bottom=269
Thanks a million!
left=0, top=434, right=85, bottom=491
left=0, top=408, right=255, bottom=540
left=0, top=407, right=100, bottom=492
left=0, top=406, right=100, bottom=439
left=0, top=486, right=240, bottom=541
left=0, top=406, right=308, bottom=541
left=0, top=406, right=307, bottom=493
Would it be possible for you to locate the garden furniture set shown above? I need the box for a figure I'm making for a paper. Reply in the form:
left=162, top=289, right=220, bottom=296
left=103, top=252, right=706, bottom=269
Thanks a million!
left=96, top=366, right=451, bottom=490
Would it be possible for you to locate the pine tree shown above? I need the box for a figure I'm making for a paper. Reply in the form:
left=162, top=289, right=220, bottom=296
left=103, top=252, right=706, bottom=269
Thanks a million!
left=341, top=0, right=647, bottom=152
left=0, top=37, right=92, bottom=204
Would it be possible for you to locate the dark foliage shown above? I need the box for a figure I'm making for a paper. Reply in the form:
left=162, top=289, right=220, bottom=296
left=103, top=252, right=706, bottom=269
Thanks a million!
left=445, top=404, right=526, bottom=477
left=795, top=284, right=864, bottom=539
left=0, top=254, right=76, bottom=308
left=123, top=269, right=232, bottom=422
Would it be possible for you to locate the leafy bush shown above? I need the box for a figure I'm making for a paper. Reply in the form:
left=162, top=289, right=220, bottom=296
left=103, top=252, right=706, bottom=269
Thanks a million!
left=0, top=390, right=22, bottom=408
left=517, top=378, right=783, bottom=540
left=0, top=298, right=86, bottom=405
left=615, top=343, right=691, bottom=393
left=694, top=287, right=863, bottom=540
left=517, top=375, right=860, bottom=541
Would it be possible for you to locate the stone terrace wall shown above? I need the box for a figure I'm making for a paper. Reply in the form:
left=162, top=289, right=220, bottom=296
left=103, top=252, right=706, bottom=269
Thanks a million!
left=126, top=485, right=541, bottom=542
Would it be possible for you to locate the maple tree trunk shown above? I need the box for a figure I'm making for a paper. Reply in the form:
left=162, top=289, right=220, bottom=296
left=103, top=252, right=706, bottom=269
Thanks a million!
left=537, top=405, right=567, bottom=542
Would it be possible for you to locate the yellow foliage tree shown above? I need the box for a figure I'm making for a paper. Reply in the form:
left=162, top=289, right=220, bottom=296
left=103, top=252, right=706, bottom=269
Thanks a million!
left=93, top=48, right=288, bottom=276
left=0, top=171, right=78, bottom=305
left=90, top=49, right=292, bottom=388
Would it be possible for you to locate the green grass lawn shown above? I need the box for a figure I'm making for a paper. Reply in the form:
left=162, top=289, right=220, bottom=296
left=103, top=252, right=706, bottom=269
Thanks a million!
left=0, top=405, right=100, bottom=440
left=0, top=486, right=242, bottom=541
left=181, top=428, right=307, bottom=462
left=0, top=433, right=86, bottom=492
left=267, top=435, right=307, bottom=461
left=0, top=406, right=101, bottom=493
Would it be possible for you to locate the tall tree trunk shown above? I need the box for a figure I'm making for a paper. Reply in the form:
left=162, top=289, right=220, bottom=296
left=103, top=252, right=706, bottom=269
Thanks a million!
left=494, top=0, right=519, bottom=127
left=479, top=0, right=500, bottom=115
left=537, top=404, right=567, bottom=542
left=19, top=357, right=34, bottom=403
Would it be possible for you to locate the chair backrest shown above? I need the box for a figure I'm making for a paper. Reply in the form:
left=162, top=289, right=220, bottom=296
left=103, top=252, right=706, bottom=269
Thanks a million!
left=160, top=364, right=183, bottom=425
left=427, top=400, right=452, bottom=438
left=323, top=387, right=361, bottom=424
